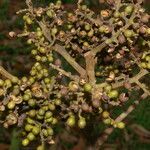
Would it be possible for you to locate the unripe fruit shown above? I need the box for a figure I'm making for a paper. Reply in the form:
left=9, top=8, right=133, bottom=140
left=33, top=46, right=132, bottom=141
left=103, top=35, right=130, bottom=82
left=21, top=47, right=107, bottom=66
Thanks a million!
left=28, top=99, right=36, bottom=107
left=78, top=117, right=86, bottom=129
left=83, top=83, right=92, bottom=92
left=147, top=28, right=150, bottom=35
left=28, top=110, right=36, bottom=118
left=7, top=101, right=15, bottom=109
left=81, top=5, right=87, bottom=11
left=88, top=30, right=94, bottom=37
left=84, top=24, right=91, bottom=31
left=0, top=79, right=4, bottom=86
left=108, top=90, right=119, bottom=99
left=32, top=126, right=40, bottom=135
left=22, top=138, right=29, bottom=146
left=48, top=104, right=55, bottom=111
left=46, top=10, right=54, bottom=18
left=23, top=94, right=30, bottom=101
left=66, top=116, right=75, bottom=127
left=37, top=145, right=45, bottom=150
left=103, top=118, right=111, bottom=125
left=125, top=5, right=133, bottom=14
left=27, top=132, right=35, bottom=141
left=102, top=111, right=110, bottom=118
left=114, top=12, right=120, bottom=18
left=47, top=127, right=54, bottom=136
left=116, top=122, right=125, bottom=129
left=36, top=30, right=43, bottom=37
left=38, top=108, right=45, bottom=116
left=4, top=79, right=12, bottom=88
left=124, top=30, right=133, bottom=38
left=25, top=124, right=33, bottom=132
left=54, top=99, right=61, bottom=105
left=51, top=118, right=58, bottom=125
left=26, top=17, right=33, bottom=25
left=51, top=27, right=58, bottom=35
left=39, top=47, right=46, bottom=54
left=45, top=111, right=53, bottom=119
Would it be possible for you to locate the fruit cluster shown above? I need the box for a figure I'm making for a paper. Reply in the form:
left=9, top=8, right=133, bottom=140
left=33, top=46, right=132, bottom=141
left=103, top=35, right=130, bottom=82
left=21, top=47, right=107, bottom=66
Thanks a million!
left=0, top=0, right=149, bottom=149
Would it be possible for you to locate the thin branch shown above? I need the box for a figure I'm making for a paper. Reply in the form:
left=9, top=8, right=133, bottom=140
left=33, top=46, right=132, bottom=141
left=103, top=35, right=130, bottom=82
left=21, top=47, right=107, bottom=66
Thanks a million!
left=84, top=51, right=96, bottom=85
left=95, top=93, right=148, bottom=149
left=0, top=66, right=17, bottom=80
left=54, top=44, right=87, bottom=78
left=49, top=63, right=79, bottom=82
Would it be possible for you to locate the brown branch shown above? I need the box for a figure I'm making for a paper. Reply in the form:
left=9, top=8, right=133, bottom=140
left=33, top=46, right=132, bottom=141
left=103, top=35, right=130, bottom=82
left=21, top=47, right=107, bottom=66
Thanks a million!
left=92, top=3, right=139, bottom=55
left=95, top=93, right=148, bottom=149
left=54, top=44, right=87, bottom=78
left=112, top=69, right=149, bottom=88
left=49, top=63, right=79, bottom=82
left=84, top=51, right=96, bottom=85
left=37, top=21, right=87, bottom=78
left=0, top=66, right=17, bottom=80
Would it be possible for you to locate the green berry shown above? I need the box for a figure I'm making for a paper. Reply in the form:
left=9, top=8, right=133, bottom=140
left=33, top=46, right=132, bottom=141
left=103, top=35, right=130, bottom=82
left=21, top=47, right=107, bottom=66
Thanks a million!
left=83, top=83, right=92, bottom=92
left=37, top=145, right=45, bottom=150
left=66, top=116, right=75, bottom=127
left=28, top=99, right=36, bottom=107
left=108, top=90, right=119, bottom=99
left=116, top=122, right=125, bottom=129
left=38, top=108, right=45, bottom=116
left=48, top=104, right=55, bottom=111
left=22, top=138, right=29, bottom=146
left=27, top=132, right=35, bottom=141
left=47, top=128, right=53, bottom=136
left=45, top=111, right=52, bottom=119
left=7, top=101, right=15, bottom=109
left=102, top=111, right=110, bottom=118
left=23, top=94, right=31, bottom=101
left=78, top=117, right=86, bottom=129
left=125, top=5, right=133, bottom=14
left=0, top=79, right=4, bottom=86
left=32, top=126, right=40, bottom=135
left=25, top=124, right=33, bottom=132
left=124, top=30, right=133, bottom=38
left=28, top=110, right=36, bottom=118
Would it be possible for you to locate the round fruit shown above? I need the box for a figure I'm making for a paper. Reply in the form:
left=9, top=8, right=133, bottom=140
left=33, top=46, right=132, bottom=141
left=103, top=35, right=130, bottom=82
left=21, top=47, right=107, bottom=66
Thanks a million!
left=32, top=126, right=40, bottom=135
left=125, top=5, right=133, bottom=14
left=102, top=111, right=110, bottom=118
left=124, top=30, right=133, bottom=38
left=37, top=145, right=45, bottom=150
left=66, top=116, right=75, bottom=127
left=27, top=132, right=35, bottom=141
left=116, top=122, right=125, bottom=129
left=78, top=117, right=86, bottom=129
left=83, top=83, right=92, bottom=92
left=25, top=124, right=33, bottom=132
left=7, top=101, right=15, bottom=109
left=108, top=90, right=119, bottom=99
left=22, top=138, right=29, bottom=146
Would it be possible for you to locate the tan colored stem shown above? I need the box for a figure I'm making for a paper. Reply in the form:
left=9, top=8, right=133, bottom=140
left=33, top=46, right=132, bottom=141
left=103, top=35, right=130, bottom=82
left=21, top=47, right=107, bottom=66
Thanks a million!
left=84, top=51, right=96, bottom=85
left=0, top=66, right=16, bottom=80
left=49, top=63, right=79, bottom=82
left=54, top=44, right=87, bottom=78
left=95, top=93, right=148, bottom=149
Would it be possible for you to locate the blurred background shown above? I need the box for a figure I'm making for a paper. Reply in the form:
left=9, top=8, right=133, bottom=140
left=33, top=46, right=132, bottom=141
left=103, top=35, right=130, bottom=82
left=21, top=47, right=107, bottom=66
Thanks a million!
left=0, top=0, right=150, bottom=150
